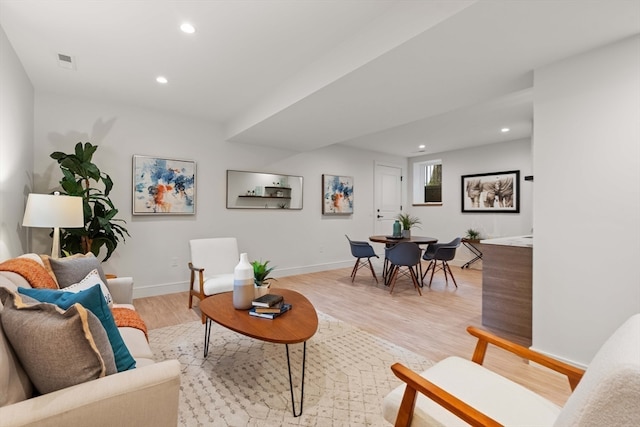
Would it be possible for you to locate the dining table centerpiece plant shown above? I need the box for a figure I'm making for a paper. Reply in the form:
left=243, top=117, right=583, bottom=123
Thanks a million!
left=396, top=213, right=422, bottom=238
left=50, top=142, right=129, bottom=262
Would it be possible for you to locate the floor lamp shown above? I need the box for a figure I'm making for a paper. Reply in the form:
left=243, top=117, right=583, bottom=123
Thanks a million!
left=22, top=192, right=84, bottom=258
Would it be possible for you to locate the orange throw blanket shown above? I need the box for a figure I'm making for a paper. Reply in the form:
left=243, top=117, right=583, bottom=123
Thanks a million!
left=112, top=307, right=148, bottom=341
left=0, top=257, right=148, bottom=340
left=0, top=258, right=58, bottom=289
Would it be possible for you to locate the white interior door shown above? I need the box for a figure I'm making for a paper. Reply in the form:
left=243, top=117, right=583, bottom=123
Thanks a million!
left=374, top=164, right=402, bottom=235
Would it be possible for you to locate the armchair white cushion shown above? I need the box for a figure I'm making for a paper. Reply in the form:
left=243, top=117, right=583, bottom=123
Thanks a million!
left=188, top=237, right=239, bottom=320
left=383, top=314, right=640, bottom=427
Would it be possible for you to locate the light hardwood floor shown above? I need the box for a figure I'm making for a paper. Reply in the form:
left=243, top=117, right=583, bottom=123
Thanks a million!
left=135, top=265, right=573, bottom=407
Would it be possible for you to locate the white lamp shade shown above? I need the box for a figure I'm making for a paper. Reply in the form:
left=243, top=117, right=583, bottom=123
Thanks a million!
left=22, top=193, right=84, bottom=228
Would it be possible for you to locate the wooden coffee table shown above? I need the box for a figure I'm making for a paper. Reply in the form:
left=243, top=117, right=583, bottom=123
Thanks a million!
left=200, top=289, right=318, bottom=417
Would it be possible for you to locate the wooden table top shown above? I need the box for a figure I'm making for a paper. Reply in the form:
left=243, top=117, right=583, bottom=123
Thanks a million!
left=200, top=289, right=318, bottom=344
left=369, top=235, right=438, bottom=245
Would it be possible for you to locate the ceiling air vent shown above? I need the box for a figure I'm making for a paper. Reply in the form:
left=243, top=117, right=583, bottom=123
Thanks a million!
left=57, top=53, right=76, bottom=70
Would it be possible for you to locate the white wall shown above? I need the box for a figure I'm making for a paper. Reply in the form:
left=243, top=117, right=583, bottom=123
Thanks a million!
left=0, top=25, right=33, bottom=260
left=533, top=35, right=640, bottom=365
left=408, top=139, right=533, bottom=266
left=32, top=92, right=407, bottom=296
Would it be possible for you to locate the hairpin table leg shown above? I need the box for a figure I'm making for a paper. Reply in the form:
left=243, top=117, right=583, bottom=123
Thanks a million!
left=285, top=342, right=307, bottom=417
left=203, top=317, right=212, bottom=357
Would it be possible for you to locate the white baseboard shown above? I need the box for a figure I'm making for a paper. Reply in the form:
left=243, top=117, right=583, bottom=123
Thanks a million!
left=528, top=345, right=587, bottom=370
left=132, top=257, right=481, bottom=299
left=132, top=260, right=354, bottom=299
left=133, top=281, right=189, bottom=298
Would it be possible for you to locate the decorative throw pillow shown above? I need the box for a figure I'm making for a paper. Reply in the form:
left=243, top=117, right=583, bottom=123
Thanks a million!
left=0, top=288, right=116, bottom=395
left=64, top=269, right=113, bottom=307
left=18, top=285, right=136, bottom=372
left=49, top=253, right=109, bottom=289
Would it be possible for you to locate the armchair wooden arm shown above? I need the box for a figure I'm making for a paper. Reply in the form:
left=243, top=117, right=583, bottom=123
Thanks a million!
left=391, top=362, right=502, bottom=427
left=390, top=326, right=586, bottom=427
left=466, top=326, right=585, bottom=390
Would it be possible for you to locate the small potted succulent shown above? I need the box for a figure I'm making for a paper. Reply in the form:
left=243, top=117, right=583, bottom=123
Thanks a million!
left=396, top=213, right=422, bottom=238
left=251, top=259, right=277, bottom=296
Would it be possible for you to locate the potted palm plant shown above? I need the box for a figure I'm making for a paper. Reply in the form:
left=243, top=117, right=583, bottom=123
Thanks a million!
left=396, top=213, right=422, bottom=238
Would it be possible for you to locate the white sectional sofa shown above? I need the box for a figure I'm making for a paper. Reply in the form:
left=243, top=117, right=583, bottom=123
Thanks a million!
left=0, top=254, right=181, bottom=427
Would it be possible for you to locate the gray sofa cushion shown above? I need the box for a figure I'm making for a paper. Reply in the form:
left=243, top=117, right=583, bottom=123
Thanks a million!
left=49, top=253, right=109, bottom=288
left=0, top=288, right=116, bottom=395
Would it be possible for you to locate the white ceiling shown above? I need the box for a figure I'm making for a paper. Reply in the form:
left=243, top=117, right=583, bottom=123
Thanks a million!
left=1, top=1, right=639, bottom=157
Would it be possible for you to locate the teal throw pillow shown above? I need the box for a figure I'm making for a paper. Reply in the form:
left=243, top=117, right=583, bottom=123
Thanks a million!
left=18, top=285, right=136, bottom=372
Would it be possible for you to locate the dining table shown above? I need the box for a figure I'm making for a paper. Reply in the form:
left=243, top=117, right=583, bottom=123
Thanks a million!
left=369, top=235, right=438, bottom=284
left=369, top=235, right=438, bottom=246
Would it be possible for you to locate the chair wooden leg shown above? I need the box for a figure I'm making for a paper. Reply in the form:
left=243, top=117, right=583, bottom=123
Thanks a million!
left=421, top=260, right=434, bottom=285
left=442, top=261, right=449, bottom=284
left=388, top=266, right=400, bottom=294
left=444, top=261, right=458, bottom=288
left=367, top=258, right=379, bottom=283
left=409, top=267, right=422, bottom=296
left=428, top=261, right=437, bottom=288
left=351, top=258, right=360, bottom=281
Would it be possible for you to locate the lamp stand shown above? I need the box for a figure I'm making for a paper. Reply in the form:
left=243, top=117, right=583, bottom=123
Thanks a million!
left=51, top=226, right=61, bottom=258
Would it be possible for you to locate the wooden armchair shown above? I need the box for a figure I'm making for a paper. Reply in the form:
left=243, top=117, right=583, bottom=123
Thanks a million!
left=383, top=314, right=640, bottom=426
left=188, top=237, right=238, bottom=322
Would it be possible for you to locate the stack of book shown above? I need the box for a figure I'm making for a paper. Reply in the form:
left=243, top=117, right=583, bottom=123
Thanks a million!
left=249, top=293, right=292, bottom=319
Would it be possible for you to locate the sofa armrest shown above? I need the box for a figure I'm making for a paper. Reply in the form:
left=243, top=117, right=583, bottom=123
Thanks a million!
left=106, top=277, right=134, bottom=305
left=0, top=359, right=181, bottom=427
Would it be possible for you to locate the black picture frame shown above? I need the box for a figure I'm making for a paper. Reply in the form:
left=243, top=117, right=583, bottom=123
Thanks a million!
left=461, top=170, right=520, bottom=213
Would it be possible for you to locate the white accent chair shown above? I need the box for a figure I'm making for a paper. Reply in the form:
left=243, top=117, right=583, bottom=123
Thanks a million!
left=383, top=313, right=640, bottom=426
left=188, top=237, right=239, bottom=322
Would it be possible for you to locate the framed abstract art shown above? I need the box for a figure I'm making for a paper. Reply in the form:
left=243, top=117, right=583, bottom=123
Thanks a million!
left=132, top=155, right=196, bottom=215
left=322, top=174, right=353, bottom=215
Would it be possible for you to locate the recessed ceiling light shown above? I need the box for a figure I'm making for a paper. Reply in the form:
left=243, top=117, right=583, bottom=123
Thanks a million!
left=419, top=144, right=426, bottom=149
left=501, top=127, right=510, bottom=133
left=180, top=23, right=196, bottom=34
left=156, top=76, right=168, bottom=84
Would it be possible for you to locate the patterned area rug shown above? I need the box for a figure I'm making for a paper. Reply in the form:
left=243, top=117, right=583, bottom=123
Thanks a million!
left=148, top=312, right=433, bottom=426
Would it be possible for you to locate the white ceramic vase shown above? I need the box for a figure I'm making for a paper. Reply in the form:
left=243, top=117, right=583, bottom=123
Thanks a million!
left=233, top=253, right=254, bottom=309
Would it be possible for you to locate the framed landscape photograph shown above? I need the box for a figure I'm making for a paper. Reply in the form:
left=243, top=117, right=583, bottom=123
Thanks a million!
left=132, top=155, right=196, bottom=215
left=461, top=170, right=520, bottom=213
left=322, top=174, right=353, bottom=215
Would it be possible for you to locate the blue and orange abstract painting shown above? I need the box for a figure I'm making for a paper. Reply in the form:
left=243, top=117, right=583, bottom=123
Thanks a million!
left=133, top=155, right=196, bottom=214
left=323, top=174, right=353, bottom=214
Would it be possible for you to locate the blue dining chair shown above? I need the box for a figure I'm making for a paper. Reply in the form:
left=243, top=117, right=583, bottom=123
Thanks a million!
left=421, top=237, right=462, bottom=288
left=385, top=242, right=422, bottom=295
left=345, top=235, right=379, bottom=283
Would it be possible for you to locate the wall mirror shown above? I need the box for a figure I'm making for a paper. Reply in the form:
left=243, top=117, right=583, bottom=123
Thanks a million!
left=226, top=170, right=303, bottom=210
